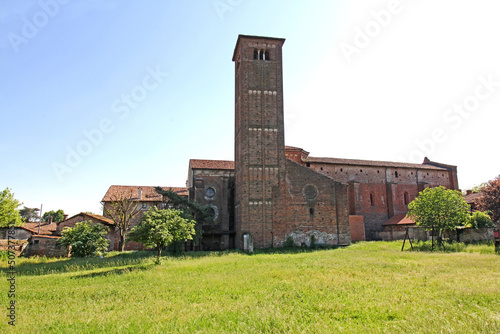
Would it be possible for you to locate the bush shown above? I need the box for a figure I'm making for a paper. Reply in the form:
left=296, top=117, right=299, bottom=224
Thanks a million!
left=58, top=221, right=110, bottom=257
left=465, top=211, right=494, bottom=229
left=284, top=236, right=295, bottom=248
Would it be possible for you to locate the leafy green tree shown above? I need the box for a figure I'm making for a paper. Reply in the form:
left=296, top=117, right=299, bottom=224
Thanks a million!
left=19, top=206, right=40, bottom=223
left=154, top=187, right=214, bottom=248
left=0, top=188, right=23, bottom=227
left=128, top=207, right=196, bottom=260
left=465, top=211, right=494, bottom=229
left=407, top=186, right=470, bottom=239
left=478, top=175, right=500, bottom=223
left=58, top=221, right=110, bottom=257
left=154, top=187, right=214, bottom=224
left=42, top=209, right=66, bottom=222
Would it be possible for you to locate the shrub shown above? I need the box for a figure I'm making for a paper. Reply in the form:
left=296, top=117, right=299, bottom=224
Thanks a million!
left=58, top=221, right=110, bottom=257
left=465, top=211, right=494, bottom=229
left=284, top=236, right=295, bottom=248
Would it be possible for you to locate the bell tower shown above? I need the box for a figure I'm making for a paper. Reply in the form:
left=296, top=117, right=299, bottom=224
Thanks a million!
left=232, top=35, right=286, bottom=249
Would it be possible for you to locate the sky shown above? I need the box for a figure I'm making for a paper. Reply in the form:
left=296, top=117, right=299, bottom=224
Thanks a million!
left=1, top=0, right=499, bottom=217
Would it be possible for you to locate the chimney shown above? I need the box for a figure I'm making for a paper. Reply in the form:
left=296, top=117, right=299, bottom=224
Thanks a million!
left=138, top=187, right=143, bottom=200
left=63, top=214, right=68, bottom=221
left=466, top=190, right=472, bottom=195
left=49, top=216, right=53, bottom=224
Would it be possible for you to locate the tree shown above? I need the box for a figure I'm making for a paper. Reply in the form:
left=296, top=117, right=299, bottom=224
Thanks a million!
left=478, top=175, right=500, bottom=223
left=102, top=190, right=141, bottom=252
left=154, top=187, right=214, bottom=224
left=58, top=221, right=110, bottom=257
left=0, top=188, right=23, bottom=227
left=154, top=187, right=214, bottom=249
left=407, top=186, right=470, bottom=241
left=128, top=207, right=196, bottom=260
left=19, top=206, right=40, bottom=223
left=42, top=209, right=66, bottom=222
left=465, top=211, right=494, bottom=229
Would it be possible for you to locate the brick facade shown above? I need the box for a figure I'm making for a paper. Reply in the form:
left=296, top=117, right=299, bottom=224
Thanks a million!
left=187, top=160, right=235, bottom=250
left=286, top=151, right=459, bottom=240
left=231, top=35, right=351, bottom=249
left=101, top=34, right=460, bottom=251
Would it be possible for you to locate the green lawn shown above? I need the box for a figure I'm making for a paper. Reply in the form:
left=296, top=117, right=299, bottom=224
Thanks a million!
left=1, top=242, right=499, bottom=333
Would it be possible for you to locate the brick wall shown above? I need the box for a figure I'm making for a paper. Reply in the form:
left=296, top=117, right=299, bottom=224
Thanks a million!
left=272, top=160, right=350, bottom=247
left=233, top=35, right=286, bottom=249
left=349, top=215, right=365, bottom=242
left=190, top=169, right=235, bottom=250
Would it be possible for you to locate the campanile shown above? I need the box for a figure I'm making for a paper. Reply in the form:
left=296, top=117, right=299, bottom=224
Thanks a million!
left=232, top=35, right=286, bottom=249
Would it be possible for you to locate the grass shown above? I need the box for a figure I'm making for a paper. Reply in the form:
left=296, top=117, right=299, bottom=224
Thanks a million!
left=1, top=241, right=499, bottom=333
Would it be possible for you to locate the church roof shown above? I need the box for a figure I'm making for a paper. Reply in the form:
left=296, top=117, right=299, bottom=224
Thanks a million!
left=189, top=159, right=235, bottom=170
left=303, top=156, right=450, bottom=171
left=102, top=185, right=188, bottom=202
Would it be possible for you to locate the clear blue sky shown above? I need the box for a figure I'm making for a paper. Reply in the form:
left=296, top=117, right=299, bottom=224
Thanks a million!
left=1, top=0, right=499, bottom=216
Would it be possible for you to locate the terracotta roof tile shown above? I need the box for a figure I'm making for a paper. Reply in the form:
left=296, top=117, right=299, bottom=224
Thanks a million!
left=24, top=222, right=58, bottom=235
left=304, top=156, right=450, bottom=171
left=102, top=186, right=188, bottom=202
left=31, top=235, right=60, bottom=239
left=62, top=212, right=116, bottom=226
left=189, top=159, right=235, bottom=170
left=464, top=192, right=483, bottom=204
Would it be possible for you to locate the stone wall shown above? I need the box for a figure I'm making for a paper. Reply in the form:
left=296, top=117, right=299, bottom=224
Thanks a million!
left=27, top=236, right=68, bottom=257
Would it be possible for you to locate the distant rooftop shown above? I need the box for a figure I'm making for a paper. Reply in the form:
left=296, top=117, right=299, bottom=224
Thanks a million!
left=102, top=185, right=188, bottom=202
left=189, top=159, right=235, bottom=171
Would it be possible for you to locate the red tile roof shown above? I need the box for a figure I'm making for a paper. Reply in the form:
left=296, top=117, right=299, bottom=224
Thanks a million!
left=189, top=159, right=235, bottom=170
left=31, top=235, right=60, bottom=239
left=24, top=222, right=58, bottom=235
left=304, top=156, right=450, bottom=171
left=464, top=192, right=483, bottom=204
left=383, top=213, right=416, bottom=226
left=62, top=212, right=115, bottom=226
left=285, top=145, right=307, bottom=151
left=102, top=186, right=188, bottom=202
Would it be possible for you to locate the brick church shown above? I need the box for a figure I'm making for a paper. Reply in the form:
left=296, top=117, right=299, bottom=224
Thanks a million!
left=104, top=35, right=459, bottom=251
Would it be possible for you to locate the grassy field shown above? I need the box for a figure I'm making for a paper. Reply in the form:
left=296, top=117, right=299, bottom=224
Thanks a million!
left=1, top=241, right=499, bottom=333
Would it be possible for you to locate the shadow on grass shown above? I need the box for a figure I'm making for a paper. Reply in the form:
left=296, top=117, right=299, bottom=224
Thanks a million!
left=3, top=245, right=347, bottom=276
left=71, top=264, right=152, bottom=279
left=4, top=251, right=158, bottom=276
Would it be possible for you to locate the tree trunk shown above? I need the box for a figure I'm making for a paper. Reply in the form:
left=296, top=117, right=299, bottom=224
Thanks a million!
left=157, top=245, right=162, bottom=259
left=120, top=234, right=126, bottom=252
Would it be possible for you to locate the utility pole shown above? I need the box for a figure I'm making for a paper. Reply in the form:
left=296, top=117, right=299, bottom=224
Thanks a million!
left=38, top=204, right=43, bottom=235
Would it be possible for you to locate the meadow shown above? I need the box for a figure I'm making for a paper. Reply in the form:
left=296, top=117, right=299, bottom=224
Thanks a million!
left=1, top=241, right=499, bottom=333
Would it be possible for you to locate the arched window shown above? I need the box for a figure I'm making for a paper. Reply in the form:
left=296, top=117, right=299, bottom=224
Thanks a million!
left=259, top=50, right=264, bottom=60
left=370, top=193, right=374, bottom=206
left=264, top=50, right=270, bottom=60
left=253, top=50, right=258, bottom=60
